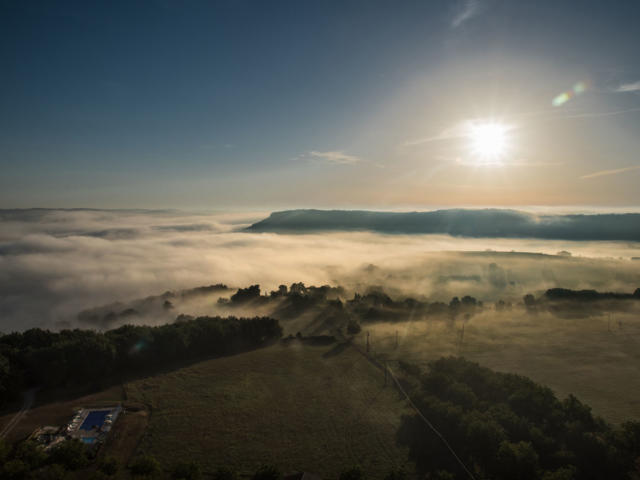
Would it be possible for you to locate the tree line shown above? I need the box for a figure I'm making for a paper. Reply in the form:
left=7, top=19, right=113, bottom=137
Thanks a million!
left=0, top=316, right=282, bottom=408
left=0, top=440, right=407, bottom=480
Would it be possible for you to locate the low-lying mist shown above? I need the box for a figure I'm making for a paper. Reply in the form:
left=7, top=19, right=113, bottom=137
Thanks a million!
left=1, top=209, right=639, bottom=331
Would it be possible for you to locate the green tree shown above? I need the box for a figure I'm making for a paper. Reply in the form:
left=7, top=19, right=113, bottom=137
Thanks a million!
left=31, top=464, right=68, bottom=480
left=213, top=467, right=237, bottom=480
left=129, top=455, right=161, bottom=477
left=339, top=466, right=364, bottom=480
left=542, top=466, right=577, bottom=480
left=14, top=440, right=47, bottom=470
left=0, top=438, right=11, bottom=463
left=252, top=465, right=281, bottom=480
left=383, top=468, right=406, bottom=480
left=1, top=459, right=29, bottom=480
left=496, top=441, right=540, bottom=480
left=48, top=439, right=88, bottom=470
left=98, top=456, right=119, bottom=476
left=431, top=472, right=455, bottom=480
left=346, top=320, right=361, bottom=334
left=171, top=460, right=201, bottom=480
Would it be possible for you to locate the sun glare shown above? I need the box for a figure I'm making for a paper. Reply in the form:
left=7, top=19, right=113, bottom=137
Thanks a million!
left=469, top=122, right=509, bottom=164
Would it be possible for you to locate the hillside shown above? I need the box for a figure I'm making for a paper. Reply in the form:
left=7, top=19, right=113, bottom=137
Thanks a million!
left=246, top=209, right=640, bottom=241
left=126, top=342, right=413, bottom=478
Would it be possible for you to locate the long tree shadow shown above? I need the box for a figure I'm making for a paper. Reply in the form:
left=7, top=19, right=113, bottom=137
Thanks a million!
left=322, top=340, right=351, bottom=358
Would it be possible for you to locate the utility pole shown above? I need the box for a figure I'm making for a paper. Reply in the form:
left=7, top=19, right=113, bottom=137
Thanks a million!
left=384, top=360, right=388, bottom=386
left=395, top=330, right=399, bottom=349
left=366, top=331, right=370, bottom=353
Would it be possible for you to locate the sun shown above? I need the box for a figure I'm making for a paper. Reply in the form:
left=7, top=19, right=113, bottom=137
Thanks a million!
left=468, top=122, right=509, bottom=164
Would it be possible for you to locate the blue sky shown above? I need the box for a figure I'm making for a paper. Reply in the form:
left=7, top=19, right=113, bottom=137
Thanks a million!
left=2, top=0, right=640, bottom=209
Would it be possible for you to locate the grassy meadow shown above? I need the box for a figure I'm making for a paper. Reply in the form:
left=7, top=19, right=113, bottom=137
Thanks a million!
left=125, top=342, right=413, bottom=478
left=363, top=308, right=640, bottom=424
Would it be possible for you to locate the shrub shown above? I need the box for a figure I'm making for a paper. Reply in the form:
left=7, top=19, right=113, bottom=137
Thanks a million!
left=252, top=464, right=281, bottom=480
left=129, top=455, right=161, bottom=476
left=383, top=468, right=407, bottom=480
left=346, top=320, right=361, bottom=334
left=339, top=466, right=363, bottom=480
left=48, top=439, right=88, bottom=470
left=213, top=467, right=237, bottom=480
left=171, top=460, right=201, bottom=479
left=87, top=472, right=111, bottom=480
left=98, top=456, right=119, bottom=476
left=1, top=459, right=29, bottom=479
left=31, top=464, right=68, bottom=480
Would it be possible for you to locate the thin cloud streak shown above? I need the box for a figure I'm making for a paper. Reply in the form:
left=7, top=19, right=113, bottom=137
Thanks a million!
left=614, top=81, right=640, bottom=93
left=451, top=0, right=480, bottom=28
left=402, top=124, right=469, bottom=147
left=308, top=150, right=362, bottom=165
left=581, top=165, right=640, bottom=179
left=558, top=107, right=640, bottom=119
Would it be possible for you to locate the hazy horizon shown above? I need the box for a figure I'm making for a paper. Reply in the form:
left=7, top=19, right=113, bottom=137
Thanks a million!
left=2, top=207, right=639, bottom=332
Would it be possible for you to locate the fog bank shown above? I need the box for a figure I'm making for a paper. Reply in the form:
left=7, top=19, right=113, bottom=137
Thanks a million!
left=1, top=209, right=639, bottom=331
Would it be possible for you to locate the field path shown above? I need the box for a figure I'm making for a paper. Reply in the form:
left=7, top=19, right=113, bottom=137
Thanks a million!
left=0, top=388, right=37, bottom=439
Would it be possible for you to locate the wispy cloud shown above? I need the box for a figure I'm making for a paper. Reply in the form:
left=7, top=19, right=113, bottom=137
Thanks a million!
left=451, top=0, right=480, bottom=28
left=402, top=124, right=469, bottom=147
left=307, top=150, right=362, bottom=165
left=581, top=165, right=640, bottom=179
left=554, top=107, right=640, bottom=120
left=614, top=81, right=640, bottom=93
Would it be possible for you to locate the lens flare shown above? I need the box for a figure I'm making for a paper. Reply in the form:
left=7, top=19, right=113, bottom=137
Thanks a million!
left=553, top=81, right=588, bottom=106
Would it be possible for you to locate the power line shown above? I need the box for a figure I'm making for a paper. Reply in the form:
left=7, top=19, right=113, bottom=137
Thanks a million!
left=386, top=366, right=477, bottom=480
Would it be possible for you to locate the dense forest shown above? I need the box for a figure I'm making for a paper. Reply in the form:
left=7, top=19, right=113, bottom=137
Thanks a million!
left=0, top=316, right=282, bottom=408
left=396, top=357, right=640, bottom=480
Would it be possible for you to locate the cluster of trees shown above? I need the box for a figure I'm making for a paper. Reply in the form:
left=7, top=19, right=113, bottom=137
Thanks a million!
left=124, top=460, right=408, bottom=480
left=223, top=284, right=640, bottom=324
left=544, top=288, right=640, bottom=302
left=396, top=357, right=640, bottom=480
left=77, top=284, right=231, bottom=329
left=0, top=439, right=204, bottom=480
left=521, top=288, right=640, bottom=318
left=0, top=441, right=408, bottom=480
left=0, top=316, right=282, bottom=407
left=220, top=283, right=483, bottom=331
left=0, top=437, right=94, bottom=479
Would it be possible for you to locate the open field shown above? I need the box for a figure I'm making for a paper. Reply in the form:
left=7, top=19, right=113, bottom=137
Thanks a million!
left=126, top=342, right=413, bottom=478
left=363, top=309, right=640, bottom=424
